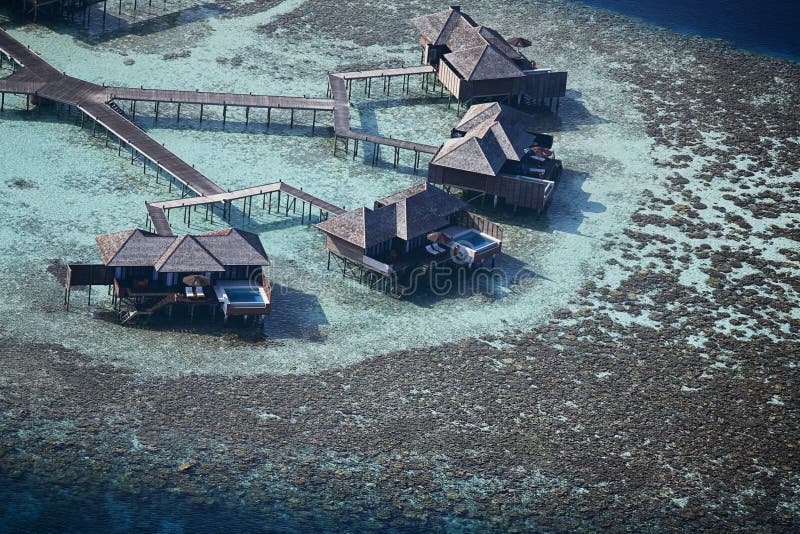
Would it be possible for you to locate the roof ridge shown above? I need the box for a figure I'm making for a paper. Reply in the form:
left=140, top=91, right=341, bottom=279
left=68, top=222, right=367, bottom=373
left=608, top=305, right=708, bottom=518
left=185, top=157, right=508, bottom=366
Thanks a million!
left=188, top=234, right=226, bottom=271
left=105, top=229, right=138, bottom=266
left=155, top=234, right=186, bottom=270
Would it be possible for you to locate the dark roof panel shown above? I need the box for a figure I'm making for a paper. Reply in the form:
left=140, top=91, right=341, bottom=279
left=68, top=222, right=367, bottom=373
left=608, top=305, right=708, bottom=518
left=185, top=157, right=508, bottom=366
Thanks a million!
left=95, top=228, right=269, bottom=271
left=318, top=183, right=467, bottom=247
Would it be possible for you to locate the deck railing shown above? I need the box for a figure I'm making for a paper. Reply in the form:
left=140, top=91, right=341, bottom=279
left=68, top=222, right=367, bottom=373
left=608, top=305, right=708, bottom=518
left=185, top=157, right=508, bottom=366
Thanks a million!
left=455, top=211, right=504, bottom=242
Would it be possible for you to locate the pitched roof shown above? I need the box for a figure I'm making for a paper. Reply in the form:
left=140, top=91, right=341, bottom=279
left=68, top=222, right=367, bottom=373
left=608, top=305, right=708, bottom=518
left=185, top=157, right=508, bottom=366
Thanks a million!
left=445, top=44, right=525, bottom=81
left=411, top=7, right=478, bottom=45
left=393, top=183, right=468, bottom=240
left=411, top=7, right=528, bottom=81
left=194, top=228, right=270, bottom=267
left=95, top=228, right=269, bottom=271
left=454, top=102, right=535, bottom=133
left=96, top=229, right=174, bottom=267
left=317, top=183, right=467, bottom=247
left=154, top=235, right=225, bottom=273
left=433, top=103, right=536, bottom=175
left=432, top=134, right=507, bottom=176
left=315, top=206, right=398, bottom=248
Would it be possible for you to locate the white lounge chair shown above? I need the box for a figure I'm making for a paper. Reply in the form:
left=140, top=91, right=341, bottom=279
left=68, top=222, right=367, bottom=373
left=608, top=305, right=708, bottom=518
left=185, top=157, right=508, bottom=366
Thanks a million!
left=432, top=243, right=446, bottom=253
left=425, top=244, right=438, bottom=255
left=184, top=287, right=194, bottom=298
left=195, top=287, right=205, bottom=298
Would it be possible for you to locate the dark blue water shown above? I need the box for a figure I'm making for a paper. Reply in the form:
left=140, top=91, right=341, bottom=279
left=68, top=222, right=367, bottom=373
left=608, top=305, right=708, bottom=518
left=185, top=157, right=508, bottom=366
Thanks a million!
left=576, top=0, right=800, bottom=60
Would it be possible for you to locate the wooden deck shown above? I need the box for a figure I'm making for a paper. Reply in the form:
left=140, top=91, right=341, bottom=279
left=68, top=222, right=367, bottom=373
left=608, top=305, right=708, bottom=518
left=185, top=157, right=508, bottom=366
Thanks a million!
left=105, top=86, right=335, bottom=111
left=145, top=181, right=346, bottom=235
left=328, top=73, right=439, bottom=157
left=332, top=64, right=434, bottom=81
left=145, top=202, right=174, bottom=236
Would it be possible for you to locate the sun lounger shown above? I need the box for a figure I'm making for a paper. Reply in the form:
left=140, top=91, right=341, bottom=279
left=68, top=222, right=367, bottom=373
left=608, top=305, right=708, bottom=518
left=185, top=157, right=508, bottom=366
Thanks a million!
left=185, top=287, right=194, bottom=298
left=195, top=287, right=205, bottom=298
left=425, top=244, right=438, bottom=255
left=432, top=243, right=446, bottom=253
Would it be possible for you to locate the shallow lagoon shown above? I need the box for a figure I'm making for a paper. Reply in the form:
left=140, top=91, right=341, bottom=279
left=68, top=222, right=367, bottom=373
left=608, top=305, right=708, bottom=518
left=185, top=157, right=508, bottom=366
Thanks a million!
left=0, top=1, right=657, bottom=375
left=1, top=1, right=798, bottom=531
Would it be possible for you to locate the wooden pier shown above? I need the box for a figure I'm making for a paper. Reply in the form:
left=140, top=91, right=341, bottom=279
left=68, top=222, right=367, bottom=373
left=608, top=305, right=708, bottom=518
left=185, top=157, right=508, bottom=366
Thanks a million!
left=327, top=69, right=439, bottom=173
left=1, top=27, right=441, bottom=178
left=145, top=181, right=347, bottom=236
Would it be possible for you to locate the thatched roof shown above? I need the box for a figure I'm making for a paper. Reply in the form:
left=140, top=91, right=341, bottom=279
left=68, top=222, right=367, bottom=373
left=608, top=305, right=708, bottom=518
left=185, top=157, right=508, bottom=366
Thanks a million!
left=194, top=228, right=270, bottom=268
left=154, top=235, right=225, bottom=273
left=433, top=103, right=536, bottom=176
left=317, top=183, right=467, bottom=247
left=316, top=206, right=398, bottom=248
left=95, top=228, right=269, bottom=271
left=454, top=102, right=535, bottom=133
left=96, top=229, right=173, bottom=267
left=445, top=44, right=525, bottom=81
left=411, top=6, right=529, bottom=81
left=411, top=7, right=478, bottom=46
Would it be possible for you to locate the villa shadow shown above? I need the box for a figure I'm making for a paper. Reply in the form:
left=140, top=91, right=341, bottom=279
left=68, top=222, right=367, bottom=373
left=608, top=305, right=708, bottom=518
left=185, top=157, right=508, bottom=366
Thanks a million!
left=261, top=283, right=328, bottom=342
left=398, top=251, right=552, bottom=309
left=521, top=89, right=613, bottom=134
left=459, top=169, right=605, bottom=239
left=87, top=282, right=327, bottom=341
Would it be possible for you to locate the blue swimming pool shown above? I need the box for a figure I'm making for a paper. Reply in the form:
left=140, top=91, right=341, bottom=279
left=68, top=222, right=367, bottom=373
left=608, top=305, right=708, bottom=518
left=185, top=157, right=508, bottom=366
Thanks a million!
left=225, top=287, right=265, bottom=304
left=455, top=230, right=497, bottom=251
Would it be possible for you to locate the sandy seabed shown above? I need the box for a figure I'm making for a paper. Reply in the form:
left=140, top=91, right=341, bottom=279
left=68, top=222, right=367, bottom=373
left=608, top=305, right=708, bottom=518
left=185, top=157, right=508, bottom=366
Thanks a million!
left=0, top=0, right=798, bottom=531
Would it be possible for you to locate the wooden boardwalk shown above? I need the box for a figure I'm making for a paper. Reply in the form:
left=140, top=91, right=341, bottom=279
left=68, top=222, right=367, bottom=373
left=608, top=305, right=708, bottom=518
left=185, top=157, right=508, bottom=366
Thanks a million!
left=145, top=181, right=346, bottom=235
left=1, top=28, right=442, bottom=237
left=106, top=86, right=335, bottom=111
left=327, top=72, right=439, bottom=162
left=145, top=202, right=174, bottom=236
left=150, top=181, right=345, bottom=216
left=332, top=64, right=434, bottom=81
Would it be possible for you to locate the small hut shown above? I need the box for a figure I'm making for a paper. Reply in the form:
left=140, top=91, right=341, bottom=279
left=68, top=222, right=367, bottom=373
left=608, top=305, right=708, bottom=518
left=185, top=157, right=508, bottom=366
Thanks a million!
left=66, top=228, right=272, bottom=323
left=411, top=5, right=567, bottom=106
left=316, top=182, right=503, bottom=295
left=428, top=102, right=562, bottom=212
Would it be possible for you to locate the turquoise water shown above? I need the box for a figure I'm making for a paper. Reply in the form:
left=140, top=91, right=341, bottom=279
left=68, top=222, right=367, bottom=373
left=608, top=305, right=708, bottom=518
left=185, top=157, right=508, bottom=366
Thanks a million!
left=0, top=1, right=658, bottom=376
left=3, top=1, right=797, bottom=530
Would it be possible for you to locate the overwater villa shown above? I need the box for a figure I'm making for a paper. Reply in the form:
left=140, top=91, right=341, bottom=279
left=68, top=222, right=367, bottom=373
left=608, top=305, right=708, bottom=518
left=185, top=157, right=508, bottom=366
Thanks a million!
left=429, top=102, right=562, bottom=212
left=65, top=228, right=272, bottom=324
left=411, top=5, right=567, bottom=108
left=316, top=182, right=503, bottom=296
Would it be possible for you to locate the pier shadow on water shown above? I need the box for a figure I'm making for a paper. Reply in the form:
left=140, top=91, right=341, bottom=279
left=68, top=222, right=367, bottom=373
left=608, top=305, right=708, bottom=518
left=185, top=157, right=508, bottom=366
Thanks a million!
left=462, top=169, right=606, bottom=239
left=523, top=89, right=613, bottom=133
left=262, top=282, right=329, bottom=342
left=1, top=1, right=226, bottom=45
